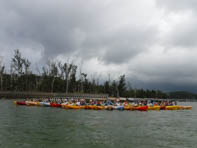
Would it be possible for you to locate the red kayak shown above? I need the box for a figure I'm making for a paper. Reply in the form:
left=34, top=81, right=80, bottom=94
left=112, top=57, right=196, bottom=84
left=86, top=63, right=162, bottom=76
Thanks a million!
left=160, top=106, right=166, bottom=110
left=136, top=106, right=148, bottom=111
left=16, top=101, right=26, bottom=105
left=50, top=103, right=61, bottom=107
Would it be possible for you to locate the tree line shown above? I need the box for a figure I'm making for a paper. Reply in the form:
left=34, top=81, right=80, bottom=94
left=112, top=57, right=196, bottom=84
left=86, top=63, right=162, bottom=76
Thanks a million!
left=169, top=91, right=197, bottom=100
left=0, top=49, right=169, bottom=98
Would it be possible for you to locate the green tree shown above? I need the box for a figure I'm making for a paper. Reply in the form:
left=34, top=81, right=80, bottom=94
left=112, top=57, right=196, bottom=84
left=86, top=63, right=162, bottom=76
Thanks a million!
left=0, top=61, right=5, bottom=91
left=104, top=81, right=110, bottom=95
left=111, top=80, right=118, bottom=97
left=118, top=74, right=126, bottom=97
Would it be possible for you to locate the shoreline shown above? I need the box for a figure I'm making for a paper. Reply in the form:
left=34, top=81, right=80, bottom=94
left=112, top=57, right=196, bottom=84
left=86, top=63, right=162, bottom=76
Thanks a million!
left=0, top=91, right=196, bottom=102
left=0, top=91, right=108, bottom=99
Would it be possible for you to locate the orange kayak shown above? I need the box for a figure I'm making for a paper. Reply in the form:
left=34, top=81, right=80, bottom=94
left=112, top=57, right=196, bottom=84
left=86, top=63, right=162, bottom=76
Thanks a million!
left=66, top=105, right=81, bottom=109
left=105, top=106, right=113, bottom=110
left=94, top=106, right=105, bottom=110
left=26, top=101, right=37, bottom=106
left=89, top=105, right=95, bottom=109
left=183, top=106, right=192, bottom=110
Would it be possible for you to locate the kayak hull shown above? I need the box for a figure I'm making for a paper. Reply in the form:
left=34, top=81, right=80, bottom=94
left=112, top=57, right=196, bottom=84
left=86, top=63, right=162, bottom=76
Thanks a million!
left=113, top=106, right=124, bottom=111
left=94, top=106, right=105, bottom=110
left=148, top=106, right=160, bottom=110
left=136, top=106, right=148, bottom=111
left=50, top=103, right=61, bottom=107
left=15, top=101, right=26, bottom=105
left=105, top=106, right=113, bottom=110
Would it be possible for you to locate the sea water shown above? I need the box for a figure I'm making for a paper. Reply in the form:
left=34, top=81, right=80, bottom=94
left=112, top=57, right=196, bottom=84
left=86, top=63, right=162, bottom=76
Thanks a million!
left=0, top=99, right=196, bottom=148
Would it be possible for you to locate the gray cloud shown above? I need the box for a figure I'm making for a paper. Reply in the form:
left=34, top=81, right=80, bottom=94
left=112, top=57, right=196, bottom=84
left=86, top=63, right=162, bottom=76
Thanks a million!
left=1, top=0, right=197, bottom=92
left=0, top=0, right=158, bottom=63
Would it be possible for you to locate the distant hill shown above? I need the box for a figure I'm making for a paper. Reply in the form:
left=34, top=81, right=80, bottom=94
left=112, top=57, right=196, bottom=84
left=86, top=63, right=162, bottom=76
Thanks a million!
left=168, top=91, right=197, bottom=99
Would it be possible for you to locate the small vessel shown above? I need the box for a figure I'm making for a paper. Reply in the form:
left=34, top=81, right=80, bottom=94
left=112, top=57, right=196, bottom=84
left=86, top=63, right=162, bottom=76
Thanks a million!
left=64, top=105, right=81, bottom=109
left=50, top=103, right=61, bottom=107
left=40, top=102, right=50, bottom=107
left=135, top=106, right=148, bottom=111
left=165, top=106, right=179, bottom=110
left=94, top=106, right=105, bottom=110
left=105, top=106, right=113, bottom=110
left=123, top=106, right=134, bottom=110
left=113, top=106, right=124, bottom=111
left=148, top=105, right=160, bottom=110
left=26, top=101, right=37, bottom=106
left=14, top=101, right=26, bottom=105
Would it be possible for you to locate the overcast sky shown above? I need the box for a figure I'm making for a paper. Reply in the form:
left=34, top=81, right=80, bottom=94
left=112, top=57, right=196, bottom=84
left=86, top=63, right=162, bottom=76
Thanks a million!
left=1, top=0, right=197, bottom=92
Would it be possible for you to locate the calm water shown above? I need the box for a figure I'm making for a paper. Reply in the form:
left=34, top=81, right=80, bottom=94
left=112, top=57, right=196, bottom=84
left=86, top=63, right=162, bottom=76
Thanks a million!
left=0, top=100, right=197, bottom=148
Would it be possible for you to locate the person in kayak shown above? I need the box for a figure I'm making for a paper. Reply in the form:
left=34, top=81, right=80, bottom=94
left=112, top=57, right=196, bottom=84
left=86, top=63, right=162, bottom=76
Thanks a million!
left=76, top=100, right=81, bottom=106
left=96, top=101, right=101, bottom=106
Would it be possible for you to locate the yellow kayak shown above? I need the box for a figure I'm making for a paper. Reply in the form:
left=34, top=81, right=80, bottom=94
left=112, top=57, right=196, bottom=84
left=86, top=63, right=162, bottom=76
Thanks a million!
left=165, top=105, right=180, bottom=110
left=36, top=102, right=41, bottom=106
left=148, top=106, right=160, bottom=110
left=64, top=105, right=81, bottom=109
left=80, top=106, right=85, bottom=109
left=89, top=105, right=95, bottom=110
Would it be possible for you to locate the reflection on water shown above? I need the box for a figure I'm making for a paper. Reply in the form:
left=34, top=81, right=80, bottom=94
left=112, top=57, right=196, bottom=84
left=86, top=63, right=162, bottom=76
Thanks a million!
left=0, top=100, right=197, bottom=148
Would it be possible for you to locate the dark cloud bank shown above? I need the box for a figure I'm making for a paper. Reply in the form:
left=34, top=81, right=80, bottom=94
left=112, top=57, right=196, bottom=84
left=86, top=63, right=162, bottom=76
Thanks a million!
left=1, top=0, right=197, bottom=92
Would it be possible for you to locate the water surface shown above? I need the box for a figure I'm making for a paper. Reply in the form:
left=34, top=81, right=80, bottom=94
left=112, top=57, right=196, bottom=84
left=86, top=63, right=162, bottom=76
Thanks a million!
left=0, top=100, right=197, bottom=148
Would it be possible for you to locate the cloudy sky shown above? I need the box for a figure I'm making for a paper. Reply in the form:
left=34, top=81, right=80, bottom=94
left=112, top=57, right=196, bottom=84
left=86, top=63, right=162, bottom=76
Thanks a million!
left=1, top=0, right=197, bottom=92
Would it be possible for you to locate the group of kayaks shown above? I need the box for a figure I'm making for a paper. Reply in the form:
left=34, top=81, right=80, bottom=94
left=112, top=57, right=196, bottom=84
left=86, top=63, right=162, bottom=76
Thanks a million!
left=14, top=101, right=192, bottom=111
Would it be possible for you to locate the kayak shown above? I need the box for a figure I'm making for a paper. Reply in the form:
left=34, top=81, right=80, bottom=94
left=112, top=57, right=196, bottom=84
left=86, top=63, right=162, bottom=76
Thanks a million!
left=165, top=106, right=179, bottom=110
left=40, top=102, right=50, bottom=107
left=170, top=106, right=192, bottom=110
left=88, top=105, right=95, bottom=110
left=50, top=103, right=61, bottom=107
left=70, top=105, right=81, bottom=109
left=36, top=102, right=41, bottom=106
left=113, top=106, right=124, bottom=111
left=183, top=106, right=192, bottom=110
left=80, top=106, right=85, bottom=109
left=26, top=101, right=37, bottom=106
left=94, top=106, right=105, bottom=110
left=136, top=106, right=148, bottom=111
left=84, top=105, right=89, bottom=109
left=105, top=106, right=113, bottom=110
left=61, top=103, right=67, bottom=108
left=165, top=105, right=192, bottom=110
left=64, top=105, right=81, bottom=109
left=148, top=106, right=160, bottom=110
left=160, top=106, right=166, bottom=110
left=64, top=105, right=72, bottom=109
left=124, top=106, right=135, bottom=110
left=15, top=101, right=26, bottom=105
left=124, top=106, right=131, bottom=110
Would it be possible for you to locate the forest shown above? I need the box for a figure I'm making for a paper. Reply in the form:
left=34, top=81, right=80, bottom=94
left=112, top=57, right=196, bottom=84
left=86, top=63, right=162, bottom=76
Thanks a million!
left=0, top=49, right=169, bottom=98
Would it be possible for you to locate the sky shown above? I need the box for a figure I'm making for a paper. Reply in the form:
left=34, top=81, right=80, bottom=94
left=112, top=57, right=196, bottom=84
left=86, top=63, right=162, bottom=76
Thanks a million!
left=0, top=0, right=197, bottom=92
